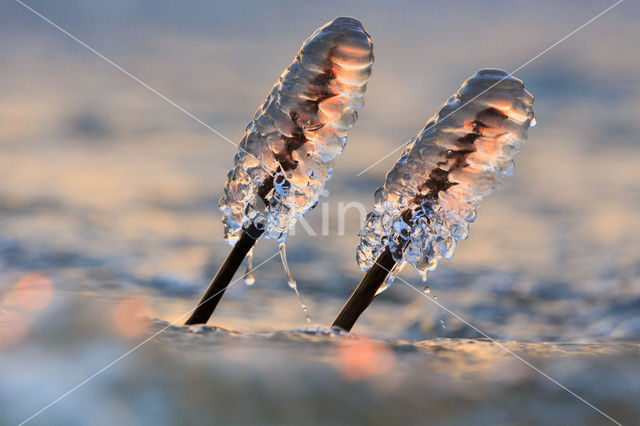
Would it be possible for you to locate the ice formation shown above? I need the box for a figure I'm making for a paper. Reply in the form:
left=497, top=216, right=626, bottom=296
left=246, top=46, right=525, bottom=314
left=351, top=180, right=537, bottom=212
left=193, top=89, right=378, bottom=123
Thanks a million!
left=357, top=69, right=535, bottom=282
left=219, top=17, right=374, bottom=244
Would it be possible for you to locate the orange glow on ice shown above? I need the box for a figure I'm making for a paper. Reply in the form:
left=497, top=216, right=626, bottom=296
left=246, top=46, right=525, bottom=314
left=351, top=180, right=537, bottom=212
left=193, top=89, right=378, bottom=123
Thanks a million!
left=8, top=273, right=54, bottom=312
left=338, top=337, right=395, bottom=381
left=0, top=309, right=30, bottom=350
left=112, top=297, right=152, bottom=338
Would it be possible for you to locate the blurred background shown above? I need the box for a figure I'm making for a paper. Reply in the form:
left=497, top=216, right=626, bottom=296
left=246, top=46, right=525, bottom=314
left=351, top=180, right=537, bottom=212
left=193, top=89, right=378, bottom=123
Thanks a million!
left=1, top=1, right=639, bottom=425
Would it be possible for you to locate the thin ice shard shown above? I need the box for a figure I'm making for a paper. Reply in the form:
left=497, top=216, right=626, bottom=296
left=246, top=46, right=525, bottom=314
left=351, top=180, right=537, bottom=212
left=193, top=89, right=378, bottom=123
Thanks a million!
left=219, top=17, right=374, bottom=244
left=244, top=248, right=255, bottom=286
left=279, top=242, right=311, bottom=322
left=356, top=69, right=535, bottom=282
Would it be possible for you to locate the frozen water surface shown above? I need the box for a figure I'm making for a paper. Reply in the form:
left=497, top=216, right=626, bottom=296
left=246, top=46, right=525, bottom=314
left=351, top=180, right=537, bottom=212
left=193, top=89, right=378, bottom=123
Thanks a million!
left=1, top=295, right=639, bottom=425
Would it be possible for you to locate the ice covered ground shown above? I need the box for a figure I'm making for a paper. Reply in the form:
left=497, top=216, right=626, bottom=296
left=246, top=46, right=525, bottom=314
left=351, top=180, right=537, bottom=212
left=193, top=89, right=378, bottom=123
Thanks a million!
left=1, top=1, right=640, bottom=424
left=1, top=293, right=640, bottom=425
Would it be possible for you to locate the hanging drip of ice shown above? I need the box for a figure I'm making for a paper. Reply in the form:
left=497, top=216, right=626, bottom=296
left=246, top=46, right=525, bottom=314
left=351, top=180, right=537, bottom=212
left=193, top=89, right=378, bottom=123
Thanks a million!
left=219, top=17, right=374, bottom=246
left=279, top=242, right=311, bottom=323
left=356, top=69, right=535, bottom=283
left=244, top=248, right=255, bottom=286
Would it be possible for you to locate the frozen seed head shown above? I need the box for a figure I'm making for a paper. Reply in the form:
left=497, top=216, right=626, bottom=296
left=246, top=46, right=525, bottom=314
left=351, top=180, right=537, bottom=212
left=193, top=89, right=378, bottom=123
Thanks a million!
left=219, top=17, right=374, bottom=244
left=357, top=69, right=535, bottom=282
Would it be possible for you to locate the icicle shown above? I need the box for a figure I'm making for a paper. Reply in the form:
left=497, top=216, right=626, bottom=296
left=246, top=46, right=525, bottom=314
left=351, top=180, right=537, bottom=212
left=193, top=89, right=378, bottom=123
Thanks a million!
left=244, top=248, right=255, bottom=286
left=279, top=242, right=311, bottom=323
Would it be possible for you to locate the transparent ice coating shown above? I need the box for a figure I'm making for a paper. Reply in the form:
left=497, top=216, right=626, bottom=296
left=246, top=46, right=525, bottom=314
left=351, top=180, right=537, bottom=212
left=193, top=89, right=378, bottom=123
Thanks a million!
left=219, top=17, right=374, bottom=244
left=356, top=69, right=535, bottom=281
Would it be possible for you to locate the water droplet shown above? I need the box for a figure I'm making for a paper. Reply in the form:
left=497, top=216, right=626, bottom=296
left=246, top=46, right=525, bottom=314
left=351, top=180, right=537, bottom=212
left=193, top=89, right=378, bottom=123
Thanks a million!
left=423, top=286, right=431, bottom=294
left=530, top=116, right=537, bottom=127
left=244, top=248, right=255, bottom=286
left=440, top=319, right=446, bottom=329
left=433, top=295, right=438, bottom=301
left=279, top=242, right=311, bottom=322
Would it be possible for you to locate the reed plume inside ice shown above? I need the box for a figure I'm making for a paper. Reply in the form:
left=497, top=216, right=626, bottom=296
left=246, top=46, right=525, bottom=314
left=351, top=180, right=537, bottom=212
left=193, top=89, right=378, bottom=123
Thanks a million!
left=219, top=17, right=374, bottom=244
left=356, top=69, right=535, bottom=285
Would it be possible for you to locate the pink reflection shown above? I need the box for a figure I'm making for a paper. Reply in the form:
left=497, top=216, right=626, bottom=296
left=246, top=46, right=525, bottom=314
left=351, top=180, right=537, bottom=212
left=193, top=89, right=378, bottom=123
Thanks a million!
left=111, top=297, right=152, bottom=338
left=337, top=337, right=395, bottom=381
left=0, top=309, right=30, bottom=350
left=12, top=273, right=55, bottom=311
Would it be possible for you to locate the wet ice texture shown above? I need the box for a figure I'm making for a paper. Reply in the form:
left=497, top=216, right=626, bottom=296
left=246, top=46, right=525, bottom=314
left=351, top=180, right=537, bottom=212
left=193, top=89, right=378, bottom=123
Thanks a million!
left=219, top=17, right=374, bottom=244
left=357, top=69, right=535, bottom=281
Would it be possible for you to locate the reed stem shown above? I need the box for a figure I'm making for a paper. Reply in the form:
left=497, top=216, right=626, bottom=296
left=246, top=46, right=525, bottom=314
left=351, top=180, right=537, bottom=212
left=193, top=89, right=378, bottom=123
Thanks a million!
left=332, top=246, right=397, bottom=332
left=185, top=225, right=263, bottom=325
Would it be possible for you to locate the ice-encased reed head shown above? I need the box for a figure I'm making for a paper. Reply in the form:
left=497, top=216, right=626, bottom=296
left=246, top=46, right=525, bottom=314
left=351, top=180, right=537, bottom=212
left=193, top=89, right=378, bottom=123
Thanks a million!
left=219, top=17, right=374, bottom=244
left=357, top=69, right=535, bottom=281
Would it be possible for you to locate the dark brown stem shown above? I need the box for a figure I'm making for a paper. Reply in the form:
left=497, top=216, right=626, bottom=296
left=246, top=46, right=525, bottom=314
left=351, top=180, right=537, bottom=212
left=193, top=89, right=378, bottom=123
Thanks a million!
left=185, top=225, right=263, bottom=325
left=332, top=246, right=397, bottom=332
